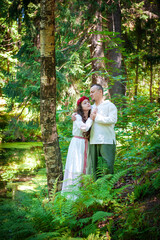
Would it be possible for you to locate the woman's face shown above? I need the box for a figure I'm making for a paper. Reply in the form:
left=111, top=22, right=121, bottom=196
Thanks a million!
left=81, top=99, right=91, bottom=111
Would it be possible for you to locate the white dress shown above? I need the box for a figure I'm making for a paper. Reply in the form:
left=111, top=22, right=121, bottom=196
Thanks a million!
left=62, top=114, right=93, bottom=194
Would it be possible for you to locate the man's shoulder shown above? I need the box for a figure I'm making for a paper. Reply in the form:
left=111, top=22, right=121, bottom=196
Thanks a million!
left=102, top=100, right=112, bottom=106
left=102, top=100, right=117, bottom=109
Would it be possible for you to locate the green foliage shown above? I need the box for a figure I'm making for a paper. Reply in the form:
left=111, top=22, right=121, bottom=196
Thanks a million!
left=3, top=118, right=41, bottom=142
left=43, top=172, right=127, bottom=238
left=3, top=40, right=41, bottom=112
left=0, top=1, right=160, bottom=239
left=1, top=125, right=160, bottom=240
left=0, top=200, right=36, bottom=240
left=134, top=171, right=160, bottom=200
left=0, top=170, right=127, bottom=239
left=0, top=145, right=45, bottom=182
left=115, top=96, right=160, bottom=176
left=112, top=201, right=160, bottom=240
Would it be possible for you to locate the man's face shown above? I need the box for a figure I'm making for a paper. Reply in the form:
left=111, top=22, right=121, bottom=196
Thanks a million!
left=90, top=86, right=102, bottom=102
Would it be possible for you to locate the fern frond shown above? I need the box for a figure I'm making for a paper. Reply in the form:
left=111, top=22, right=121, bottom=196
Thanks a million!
left=81, top=222, right=97, bottom=237
left=50, top=175, right=61, bottom=201
left=78, top=216, right=92, bottom=227
left=152, top=171, right=160, bottom=190
left=26, top=231, right=61, bottom=240
left=92, top=211, right=113, bottom=223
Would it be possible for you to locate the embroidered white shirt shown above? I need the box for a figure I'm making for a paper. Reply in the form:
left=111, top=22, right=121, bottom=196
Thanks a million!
left=90, top=100, right=117, bottom=144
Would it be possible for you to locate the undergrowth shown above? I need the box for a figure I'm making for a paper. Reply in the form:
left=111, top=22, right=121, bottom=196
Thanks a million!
left=1, top=163, right=159, bottom=240
left=0, top=98, right=160, bottom=239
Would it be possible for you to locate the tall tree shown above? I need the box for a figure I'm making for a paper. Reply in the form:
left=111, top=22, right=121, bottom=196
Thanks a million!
left=40, top=0, right=63, bottom=197
left=107, top=0, right=126, bottom=98
left=90, top=0, right=107, bottom=88
left=134, top=18, right=141, bottom=97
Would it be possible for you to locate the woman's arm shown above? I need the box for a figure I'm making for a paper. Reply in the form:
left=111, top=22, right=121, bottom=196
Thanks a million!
left=74, top=114, right=93, bottom=132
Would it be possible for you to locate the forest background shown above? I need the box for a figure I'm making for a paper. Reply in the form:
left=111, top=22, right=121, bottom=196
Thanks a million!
left=0, top=0, right=160, bottom=240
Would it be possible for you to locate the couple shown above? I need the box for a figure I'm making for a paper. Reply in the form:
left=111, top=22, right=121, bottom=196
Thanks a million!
left=62, top=84, right=117, bottom=193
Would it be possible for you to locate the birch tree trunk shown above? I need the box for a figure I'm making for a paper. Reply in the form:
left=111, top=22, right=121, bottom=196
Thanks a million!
left=40, top=0, right=63, bottom=197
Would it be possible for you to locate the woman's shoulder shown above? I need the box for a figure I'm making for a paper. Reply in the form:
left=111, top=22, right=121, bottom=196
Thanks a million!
left=75, top=113, right=82, bottom=120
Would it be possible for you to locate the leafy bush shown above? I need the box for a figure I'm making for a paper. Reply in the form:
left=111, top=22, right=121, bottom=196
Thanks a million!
left=3, top=119, right=41, bottom=142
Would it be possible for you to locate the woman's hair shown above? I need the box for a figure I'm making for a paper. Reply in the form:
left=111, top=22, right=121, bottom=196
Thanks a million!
left=77, top=103, right=90, bottom=122
left=76, top=102, right=91, bottom=138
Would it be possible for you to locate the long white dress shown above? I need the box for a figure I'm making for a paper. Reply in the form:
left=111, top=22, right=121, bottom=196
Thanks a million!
left=62, top=114, right=93, bottom=194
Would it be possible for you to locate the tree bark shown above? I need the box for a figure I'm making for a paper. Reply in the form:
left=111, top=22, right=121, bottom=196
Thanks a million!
left=40, top=0, right=63, bottom=197
left=134, top=18, right=141, bottom=98
left=134, top=60, right=139, bottom=97
left=107, top=0, right=126, bottom=98
left=150, top=29, right=153, bottom=103
left=90, top=0, right=108, bottom=90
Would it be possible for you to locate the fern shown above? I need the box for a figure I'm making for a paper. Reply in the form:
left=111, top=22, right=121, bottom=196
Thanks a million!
left=78, top=216, right=92, bottom=227
left=80, top=222, right=97, bottom=237
left=92, top=211, right=113, bottom=223
left=26, top=232, right=61, bottom=240
left=0, top=201, right=36, bottom=240
left=0, top=168, right=133, bottom=239
left=152, top=171, right=160, bottom=190
left=50, top=175, right=61, bottom=201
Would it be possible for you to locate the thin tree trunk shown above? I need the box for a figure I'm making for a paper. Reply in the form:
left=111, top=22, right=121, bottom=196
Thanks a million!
left=134, top=18, right=141, bottom=98
left=6, top=29, right=10, bottom=81
left=90, top=0, right=108, bottom=89
left=40, top=0, right=63, bottom=197
left=149, top=27, right=154, bottom=103
left=158, top=68, right=160, bottom=104
left=150, top=62, right=153, bottom=102
left=17, top=15, right=22, bottom=49
left=107, top=0, right=126, bottom=98
left=155, top=1, right=160, bottom=104
left=134, top=59, right=139, bottom=97
left=149, top=33, right=153, bottom=103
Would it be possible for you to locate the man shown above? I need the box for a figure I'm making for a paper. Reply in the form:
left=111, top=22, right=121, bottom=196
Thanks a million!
left=89, top=84, right=117, bottom=179
left=72, top=84, right=117, bottom=179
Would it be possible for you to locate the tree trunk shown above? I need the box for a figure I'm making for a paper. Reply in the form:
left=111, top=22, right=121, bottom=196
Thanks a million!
left=90, top=0, right=108, bottom=90
left=150, top=62, right=153, bottom=103
left=156, top=0, right=160, bottom=104
left=150, top=29, right=153, bottom=103
left=158, top=68, right=160, bottom=104
left=40, top=0, right=63, bottom=197
left=134, top=61, right=139, bottom=97
left=107, top=1, right=126, bottom=98
left=134, top=18, right=141, bottom=98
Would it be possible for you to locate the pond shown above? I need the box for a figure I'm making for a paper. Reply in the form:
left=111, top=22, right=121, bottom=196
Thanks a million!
left=0, top=142, right=46, bottom=199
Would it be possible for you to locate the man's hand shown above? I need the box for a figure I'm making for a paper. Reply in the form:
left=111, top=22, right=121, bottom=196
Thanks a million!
left=71, top=112, right=77, bottom=121
left=90, top=108, right=97, bottom=121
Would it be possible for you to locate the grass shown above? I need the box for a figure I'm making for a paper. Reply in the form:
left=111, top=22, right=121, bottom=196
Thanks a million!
left=0, top=142, right=43, bottom=149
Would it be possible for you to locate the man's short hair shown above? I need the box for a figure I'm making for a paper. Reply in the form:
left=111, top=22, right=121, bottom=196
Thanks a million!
left=91, top=84, right=103, bottom=94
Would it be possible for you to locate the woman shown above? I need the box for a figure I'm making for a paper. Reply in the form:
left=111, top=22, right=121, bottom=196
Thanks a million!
left=62, top=96, right=93, bottom=195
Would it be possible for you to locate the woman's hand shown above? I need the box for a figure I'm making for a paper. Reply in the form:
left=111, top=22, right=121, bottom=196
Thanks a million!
left=71, top=113, right=77, bottom=121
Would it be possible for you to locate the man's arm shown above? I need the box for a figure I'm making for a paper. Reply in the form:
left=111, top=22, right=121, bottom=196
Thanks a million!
left=95, top=104, right=117, bottom=124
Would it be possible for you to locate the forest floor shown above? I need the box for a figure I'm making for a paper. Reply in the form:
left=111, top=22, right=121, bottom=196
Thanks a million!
left=0, top=164, right=159, bottom=240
